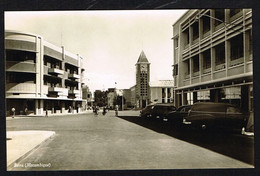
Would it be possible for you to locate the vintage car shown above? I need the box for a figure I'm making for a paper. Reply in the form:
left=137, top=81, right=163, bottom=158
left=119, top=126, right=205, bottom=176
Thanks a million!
left=163, top=105, right=192, bottom=125
left=140, top=103, right=176, bottom=120
left=140, top=104, right=154, bottom=118
left=150, top=103, right=176, bottom=120
left=183, top=102, right=248, bottom=131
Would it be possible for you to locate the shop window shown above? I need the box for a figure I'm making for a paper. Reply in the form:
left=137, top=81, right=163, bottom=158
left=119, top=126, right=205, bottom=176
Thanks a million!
left=192, top=55, right=200, bottom=74
left=192, top=22, right=199, bottom=41
left=230, top=34, right=244, bottom=61
left=214, top=9, right=225, bottom=27
left=215, top=42, right=225, bottom=66
left=202, top=12, right=210, bottom=35
left=202, top=49, right=211, bottom=71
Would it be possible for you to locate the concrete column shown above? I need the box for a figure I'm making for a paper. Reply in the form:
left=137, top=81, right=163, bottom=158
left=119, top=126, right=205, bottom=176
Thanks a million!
left=61, top=101, right=65, bottom=114
left=165, top=88, right=168, bottom=103
left=39, top=99, right=44, bottom=115
left=182, top=91, right=188, bottom=105
left=35, top=100, right=39, bottom=115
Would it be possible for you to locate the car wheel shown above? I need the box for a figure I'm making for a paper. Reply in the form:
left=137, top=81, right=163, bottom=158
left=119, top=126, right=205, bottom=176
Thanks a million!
left=201, top=124, right=207, bottom=130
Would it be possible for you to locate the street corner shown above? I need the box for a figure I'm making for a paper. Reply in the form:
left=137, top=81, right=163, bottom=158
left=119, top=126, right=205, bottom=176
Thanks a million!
left=6, top=130, right=56, bottom=169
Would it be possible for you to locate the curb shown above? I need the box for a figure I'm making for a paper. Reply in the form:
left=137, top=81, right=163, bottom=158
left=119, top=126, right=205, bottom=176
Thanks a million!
left=7, top=131, right=56, bottom=170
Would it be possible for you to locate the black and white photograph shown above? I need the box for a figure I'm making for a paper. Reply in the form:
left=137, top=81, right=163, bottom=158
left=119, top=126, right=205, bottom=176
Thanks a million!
left=1, top=1, right=259, bottom=176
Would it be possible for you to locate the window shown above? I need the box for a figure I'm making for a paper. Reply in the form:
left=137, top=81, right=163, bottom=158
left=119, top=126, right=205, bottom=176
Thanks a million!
left=174, top=38, right=179, bottom=48
left=173, top=64, right=178, bottom=76
left=183, top=28, right=189, bottom=46
left=202, top=49, right=211, bottom=70
left=247, top=29, right=252, bottom=56
left=214, top=9, right=225, bottom=26
left=215, top=42, right=225, bottom=66
left=202, top=12, right=210, bottom=34
left=230, top=34, right=244, bottom=61
left=167, top=88, right=171, bottom=98
left=162, top=88, right=165, bottom=98
left=192, top=22, right=199, bottom=41
left=230, top=9, right=242, bottom=17
left=192, top=55, right=200, bottom=73
left=184, top=60, right=190, bottom=76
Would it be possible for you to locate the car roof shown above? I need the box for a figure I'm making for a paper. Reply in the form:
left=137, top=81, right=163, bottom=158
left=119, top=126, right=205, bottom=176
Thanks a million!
left=193, top=102, right=234, bottom=106
left=153, top=103, right=175, bottom=106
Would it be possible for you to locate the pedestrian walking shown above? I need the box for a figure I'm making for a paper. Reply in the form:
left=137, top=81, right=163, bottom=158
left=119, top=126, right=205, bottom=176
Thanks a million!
left=11, top=107, right=15, bottom=118
left=24, top=107, right=28, bottom=116
left=115, top=105, right=118, bottom=117
left=102, top=106, right=107, bottom=116
left=93, top=106, right=98, bottom=116
left=45, top=107, right=48, bottom=117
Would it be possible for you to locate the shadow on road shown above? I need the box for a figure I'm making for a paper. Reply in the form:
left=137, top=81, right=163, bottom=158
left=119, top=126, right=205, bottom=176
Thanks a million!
left=117, top=115, right=254, bottom=165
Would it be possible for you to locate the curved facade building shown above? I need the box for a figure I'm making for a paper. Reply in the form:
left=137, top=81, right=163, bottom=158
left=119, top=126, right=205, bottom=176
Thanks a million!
left=5, top=30, right=85, bottom=116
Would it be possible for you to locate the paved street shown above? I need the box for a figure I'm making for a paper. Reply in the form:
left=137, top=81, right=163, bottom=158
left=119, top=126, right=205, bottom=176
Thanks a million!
left=6, top=110, right=254, bottom=170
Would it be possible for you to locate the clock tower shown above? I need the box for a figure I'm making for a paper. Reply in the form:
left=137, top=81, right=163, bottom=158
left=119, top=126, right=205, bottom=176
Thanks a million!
left=135, top=51, right=150, bottom=108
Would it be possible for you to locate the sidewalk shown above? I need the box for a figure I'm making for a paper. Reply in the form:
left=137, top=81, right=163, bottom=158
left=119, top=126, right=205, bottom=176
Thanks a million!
left=6, top=130, right=56, bottom=169
left=6, top=110, right=93, bottom=120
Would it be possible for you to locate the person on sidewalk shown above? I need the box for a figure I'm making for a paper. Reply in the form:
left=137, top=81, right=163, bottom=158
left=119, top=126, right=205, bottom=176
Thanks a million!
left=115, top=105, right=118, bottom=117
left=45, top=107, right=48, bottom=117
left=24, top=107, right=28, bottom=116
left=11, top=107, right=15, bottom=118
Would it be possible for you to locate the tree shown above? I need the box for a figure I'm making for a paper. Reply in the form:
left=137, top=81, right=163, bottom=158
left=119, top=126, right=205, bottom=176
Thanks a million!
left=94, top=90, right=108, bottom=107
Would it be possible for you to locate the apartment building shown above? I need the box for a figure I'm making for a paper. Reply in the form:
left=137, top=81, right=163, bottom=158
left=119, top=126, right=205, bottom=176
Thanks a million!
left=5, top=30, right=85, bottom=116
left=172, top=9, right=253, bottom=130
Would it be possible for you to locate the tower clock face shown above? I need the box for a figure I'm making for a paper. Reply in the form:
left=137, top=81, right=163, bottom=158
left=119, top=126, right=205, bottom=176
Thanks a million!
left=140, top=64, right=147, bottom=71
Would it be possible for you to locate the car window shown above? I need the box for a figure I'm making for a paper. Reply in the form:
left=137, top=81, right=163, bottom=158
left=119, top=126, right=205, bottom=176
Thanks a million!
left=180, top=108, right=185, bottom=112
left=227, top=106, right=240, bottom=113
left=192, top=104, right=225, bottom=112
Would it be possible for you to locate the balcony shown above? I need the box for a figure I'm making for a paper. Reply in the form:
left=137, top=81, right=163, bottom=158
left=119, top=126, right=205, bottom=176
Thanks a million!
left=6, top=83, right=36, bottom=93
left=68, top=73, right=80, bottom=79
left=48, top=68, right=64, bottom=75
left=48, top=87, right=66, bottom=92
left=69, top=89, right=80, bottom=94
left=6, top=61, right=36, bottom=73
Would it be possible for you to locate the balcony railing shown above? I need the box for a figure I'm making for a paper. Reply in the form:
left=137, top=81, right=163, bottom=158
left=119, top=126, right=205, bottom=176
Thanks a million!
left=68, top=89, right=80, bottom=94
left=6, top=83, right=36, bottom=93
left=48, top=87, right=65, bottom=92
left=68, top=73, right=80, bottom=79
left=48, top=68, right=64, bottom=75
left=6, top=61, right=36, bottom=73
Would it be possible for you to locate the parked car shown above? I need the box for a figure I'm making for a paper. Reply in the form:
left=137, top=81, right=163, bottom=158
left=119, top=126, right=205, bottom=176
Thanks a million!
left=163, top=105, right=192, bottom=125
left=140, top=104, right=154, bottom=118
left=150, top=103, right=176, bottom=120
left=183, top=102, right=248, bottom=131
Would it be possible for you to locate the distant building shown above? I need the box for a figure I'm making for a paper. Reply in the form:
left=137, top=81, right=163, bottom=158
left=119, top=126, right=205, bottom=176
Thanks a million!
left=5, top=30, right=85, bottom=116
left=172, top=9, right=253, bottom=130
left=107, top=88, right=116, bottom=109
left=82, top=85, right=92, bottom=108
left=150, top=80, right=174, bottom=104
left=135, top=51, right=151, bottom=108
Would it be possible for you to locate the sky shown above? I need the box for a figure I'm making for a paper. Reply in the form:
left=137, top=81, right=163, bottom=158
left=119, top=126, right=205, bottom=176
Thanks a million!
left=5, top=10, right=187, bottom=92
